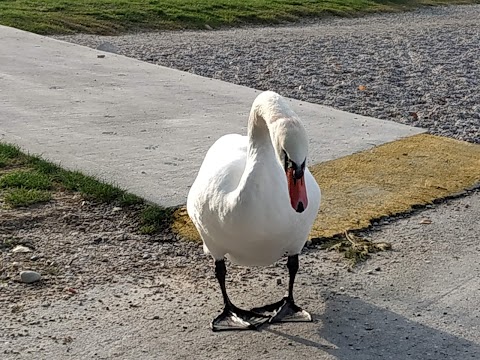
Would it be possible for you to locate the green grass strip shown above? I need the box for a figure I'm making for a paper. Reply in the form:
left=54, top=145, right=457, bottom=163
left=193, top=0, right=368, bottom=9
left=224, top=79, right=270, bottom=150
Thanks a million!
left=0, top=143, right=171, bottom=233
left=0, top=170, right=52, bottom=190
left=0, top=0, right=477, bottom=35
left=3, top=188, right=52, bottom=208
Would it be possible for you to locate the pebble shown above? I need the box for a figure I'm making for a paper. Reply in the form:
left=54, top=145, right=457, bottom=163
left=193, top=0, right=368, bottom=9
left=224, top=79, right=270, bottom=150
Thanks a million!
left=96, top=42, right=119, bottom=54
left=53, top=5, right=480, bottom=144
left=12, top=245, right=32, bottom=253
left=20, top=271, right=41, bottom=284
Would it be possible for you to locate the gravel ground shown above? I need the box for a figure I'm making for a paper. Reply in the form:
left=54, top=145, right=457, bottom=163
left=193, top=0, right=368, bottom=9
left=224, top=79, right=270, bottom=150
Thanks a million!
left=2, top=190, right=479, bottom=359
left=0, top=193, right=203, bottom=305
left=53, top=5, right=480, bottom=144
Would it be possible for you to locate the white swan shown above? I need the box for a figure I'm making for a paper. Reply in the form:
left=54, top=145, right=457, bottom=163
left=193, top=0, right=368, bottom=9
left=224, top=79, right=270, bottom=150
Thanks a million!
left=187, top=91, right=321, bottom=331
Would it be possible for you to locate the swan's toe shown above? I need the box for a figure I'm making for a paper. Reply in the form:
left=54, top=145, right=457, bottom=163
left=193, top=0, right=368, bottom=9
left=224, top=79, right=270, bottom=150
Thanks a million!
left=252, top=297, right=312, bottom=323
left=270, top=299, right=312, bottom=323
left=211, top=306, right=270, bottom=332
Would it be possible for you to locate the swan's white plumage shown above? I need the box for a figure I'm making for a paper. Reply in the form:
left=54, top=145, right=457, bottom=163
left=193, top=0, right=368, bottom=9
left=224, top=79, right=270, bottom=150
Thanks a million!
left=187, top=91, right=321, bottom=267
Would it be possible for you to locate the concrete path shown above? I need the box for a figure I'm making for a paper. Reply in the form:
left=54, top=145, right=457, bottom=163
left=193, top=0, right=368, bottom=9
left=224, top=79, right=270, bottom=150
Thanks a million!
left=0, top=25, right=422, bottom=207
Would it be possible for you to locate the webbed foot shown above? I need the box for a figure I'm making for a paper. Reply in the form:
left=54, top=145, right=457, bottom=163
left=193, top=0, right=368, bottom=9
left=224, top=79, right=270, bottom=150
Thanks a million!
left=252, top=297, right=312, bottom=323
left=211, top=305, right=270, bottom=331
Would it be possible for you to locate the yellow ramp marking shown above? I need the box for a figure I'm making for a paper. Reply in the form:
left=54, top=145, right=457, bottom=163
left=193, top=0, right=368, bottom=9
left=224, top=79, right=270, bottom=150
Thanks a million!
left=173, top=134, right=480, bottom=241
left=310, top=134, right=480, bottom=238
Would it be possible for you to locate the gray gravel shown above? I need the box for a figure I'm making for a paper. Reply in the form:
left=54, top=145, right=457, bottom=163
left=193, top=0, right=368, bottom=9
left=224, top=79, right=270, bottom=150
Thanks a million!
left=53, top=5, right=480, bottom=143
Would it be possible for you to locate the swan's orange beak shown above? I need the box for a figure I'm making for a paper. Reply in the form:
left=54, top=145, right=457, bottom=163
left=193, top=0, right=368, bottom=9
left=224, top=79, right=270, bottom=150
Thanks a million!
left=287, top=168, right=308, bottom=213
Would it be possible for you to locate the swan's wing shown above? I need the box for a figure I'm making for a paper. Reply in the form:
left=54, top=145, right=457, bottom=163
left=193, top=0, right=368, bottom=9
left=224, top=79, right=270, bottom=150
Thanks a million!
left=187, top=134, right=247, bottom=229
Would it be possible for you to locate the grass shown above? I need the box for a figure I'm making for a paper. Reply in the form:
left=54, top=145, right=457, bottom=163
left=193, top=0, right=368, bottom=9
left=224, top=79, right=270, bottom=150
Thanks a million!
left=0, top=170, right=52, bottom=190
left=0, top=143, right=170, bottom=232
left=0, top=0, right=477, bottom=35
left=3, top=188, right=52, bottom=208
left=0, top=143, right=143, bottom=206
left=139, top=205, right=175, bottom=234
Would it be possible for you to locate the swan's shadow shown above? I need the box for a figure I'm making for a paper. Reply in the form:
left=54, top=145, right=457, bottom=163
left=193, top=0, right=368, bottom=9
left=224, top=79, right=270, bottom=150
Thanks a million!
left=264, top=294, right=480, bottom=360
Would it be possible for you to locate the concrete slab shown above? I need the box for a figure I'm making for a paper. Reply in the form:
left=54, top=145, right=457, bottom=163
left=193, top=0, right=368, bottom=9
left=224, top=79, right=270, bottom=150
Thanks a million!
left=0, top=25, right=423, bottom=207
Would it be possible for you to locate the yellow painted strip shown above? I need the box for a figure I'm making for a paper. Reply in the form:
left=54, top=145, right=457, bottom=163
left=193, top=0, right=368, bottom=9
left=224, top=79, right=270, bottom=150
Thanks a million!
left=173, top=134, right=480, bottom=241
left=310, top=134, right=480, bottom=238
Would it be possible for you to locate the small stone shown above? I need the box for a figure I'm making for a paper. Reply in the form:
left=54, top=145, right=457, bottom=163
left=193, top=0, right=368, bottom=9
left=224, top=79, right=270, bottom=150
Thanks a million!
left=112, top=206, right=122, bottom=212
left=20, top=271, right=41, bottom=283
left=92, top=237, right=102, bottom=244
left=96, top=42, right=119, bottom=54
left=375, top=267, right=381, bottom=272
left=12, top=245, right=32, bottom=253
left=97, top=54, right=105, bottom=59
left=276, top=278, right=282, bottom=285
left=142, top=253, right=151, bottom=259
left=204, top=24, right=213, bottom=30
left=30, top=255, right=40, bottom=261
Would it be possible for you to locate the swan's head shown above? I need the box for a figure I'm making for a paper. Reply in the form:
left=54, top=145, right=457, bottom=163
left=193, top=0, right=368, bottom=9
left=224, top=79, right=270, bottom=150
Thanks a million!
left=271, top=118, right=309, bottom=213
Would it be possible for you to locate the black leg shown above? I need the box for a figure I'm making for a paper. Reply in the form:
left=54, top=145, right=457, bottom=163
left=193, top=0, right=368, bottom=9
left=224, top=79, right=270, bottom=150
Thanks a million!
left=211, top=259, right=270, bottom=332
left=215, top=260, right=231, bottom=307
left=286, top=255, right=299, bottom=301
left=251, top=254, right=312, bottom=323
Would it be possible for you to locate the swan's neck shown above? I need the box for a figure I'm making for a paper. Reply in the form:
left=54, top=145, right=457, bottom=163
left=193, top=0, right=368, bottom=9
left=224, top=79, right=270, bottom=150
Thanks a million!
left=235, top=103, right=285, bottom=196
left=247, top=110, right=276, bottom=160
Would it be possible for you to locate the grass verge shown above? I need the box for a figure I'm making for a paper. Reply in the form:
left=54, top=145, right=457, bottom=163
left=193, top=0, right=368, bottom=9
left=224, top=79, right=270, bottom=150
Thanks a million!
left=3, top=188, right=52, bottom=208
left=0, top=0, right=478, bottom=35
left=0, top=143, right=170, bottom=232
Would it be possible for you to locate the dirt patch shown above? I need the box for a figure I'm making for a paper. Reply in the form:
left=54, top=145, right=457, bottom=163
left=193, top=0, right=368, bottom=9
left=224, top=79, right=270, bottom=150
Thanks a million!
left=0, top=191, right=204, bottom=309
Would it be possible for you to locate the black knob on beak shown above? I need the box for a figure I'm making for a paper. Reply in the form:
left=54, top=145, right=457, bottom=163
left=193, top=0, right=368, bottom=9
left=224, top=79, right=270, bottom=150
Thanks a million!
left=293, top=165, right=304, bottom=180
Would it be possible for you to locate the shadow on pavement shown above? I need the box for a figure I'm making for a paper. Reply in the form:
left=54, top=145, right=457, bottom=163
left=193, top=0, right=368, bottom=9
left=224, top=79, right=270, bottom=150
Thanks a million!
left=268, top=294, right=479, bottom=359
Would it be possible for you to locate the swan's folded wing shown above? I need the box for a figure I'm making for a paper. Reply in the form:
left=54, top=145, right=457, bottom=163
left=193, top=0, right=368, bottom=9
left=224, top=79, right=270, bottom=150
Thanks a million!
left=190, top=134, right=247, bottom=193
left=187, top=134, right=247, bottom=226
